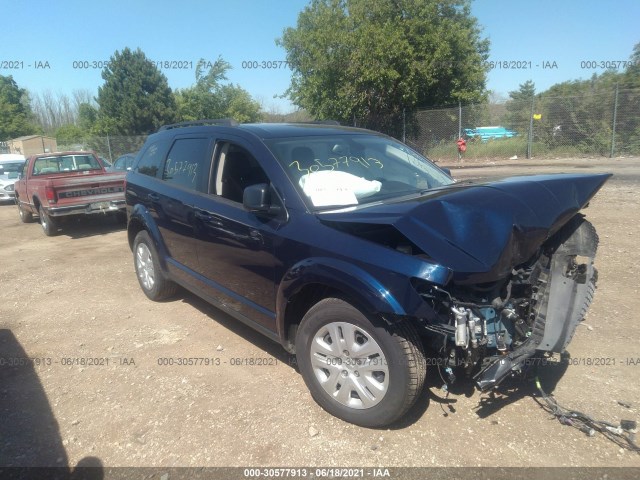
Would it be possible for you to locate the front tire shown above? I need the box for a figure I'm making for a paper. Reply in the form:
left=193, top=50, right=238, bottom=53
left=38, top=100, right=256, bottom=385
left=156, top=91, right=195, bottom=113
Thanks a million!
left=39, top=205, right=58, bottom=236
left=295, top=298, right=426, bottom=427
left=133, top=230, right=177, bottom=301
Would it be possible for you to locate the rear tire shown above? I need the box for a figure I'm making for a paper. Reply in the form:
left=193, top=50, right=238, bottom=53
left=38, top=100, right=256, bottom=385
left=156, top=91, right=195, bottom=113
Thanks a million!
left=133, top=230, right=177, bottom=301
left=38, top=205, right=58, bottom=236
left=295, top=298, right=426, bottom=427
left=18, top=202, right=33, bottom=223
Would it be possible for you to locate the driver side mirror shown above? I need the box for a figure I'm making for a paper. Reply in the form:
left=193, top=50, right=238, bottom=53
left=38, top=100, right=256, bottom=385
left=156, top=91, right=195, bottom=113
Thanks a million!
left=243, top=183, right=280, bottom=215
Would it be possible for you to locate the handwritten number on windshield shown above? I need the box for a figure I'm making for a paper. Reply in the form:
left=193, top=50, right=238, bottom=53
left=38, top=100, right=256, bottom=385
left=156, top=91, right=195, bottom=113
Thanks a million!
left=288, top=156, right=383, bottom=175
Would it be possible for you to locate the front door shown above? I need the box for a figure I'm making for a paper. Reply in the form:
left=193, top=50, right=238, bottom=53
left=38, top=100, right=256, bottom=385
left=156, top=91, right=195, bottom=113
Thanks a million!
left=193, top=138, right=284, bottom=332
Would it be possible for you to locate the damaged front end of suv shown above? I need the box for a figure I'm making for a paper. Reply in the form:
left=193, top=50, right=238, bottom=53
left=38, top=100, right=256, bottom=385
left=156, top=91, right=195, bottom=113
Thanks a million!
left=407, top=174, right=609, bottom=390
left=321, top=172, right=610, bottom=392
left=413, top=213, right=600, bottom=390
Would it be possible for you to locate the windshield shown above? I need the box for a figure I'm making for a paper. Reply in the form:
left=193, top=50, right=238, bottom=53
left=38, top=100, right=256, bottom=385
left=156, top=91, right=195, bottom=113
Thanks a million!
left=265, top=134, right=453, bottom=209
left=0, top=161, right=25, bottom=179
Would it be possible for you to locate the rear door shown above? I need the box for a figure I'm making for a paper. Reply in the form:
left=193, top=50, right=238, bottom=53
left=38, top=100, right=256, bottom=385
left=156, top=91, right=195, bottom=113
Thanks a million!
left=129, top=134, right=214, bottom=283
left=155, top=135, right=214, bottom=281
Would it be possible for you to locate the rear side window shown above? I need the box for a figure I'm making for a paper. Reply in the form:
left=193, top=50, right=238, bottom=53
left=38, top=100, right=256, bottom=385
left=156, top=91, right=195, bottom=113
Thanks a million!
left=136, top=139, right=170, bottom=178
left=163, top=138, right=212, bottom=193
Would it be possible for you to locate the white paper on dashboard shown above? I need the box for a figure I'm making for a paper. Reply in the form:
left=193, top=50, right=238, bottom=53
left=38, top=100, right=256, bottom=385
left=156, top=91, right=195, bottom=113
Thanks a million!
left=299, top=170, right=381, bottom=207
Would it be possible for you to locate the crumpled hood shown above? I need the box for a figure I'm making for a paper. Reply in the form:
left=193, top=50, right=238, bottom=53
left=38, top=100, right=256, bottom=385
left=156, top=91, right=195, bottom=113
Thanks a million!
left=319, top=173, right=611, bottom=284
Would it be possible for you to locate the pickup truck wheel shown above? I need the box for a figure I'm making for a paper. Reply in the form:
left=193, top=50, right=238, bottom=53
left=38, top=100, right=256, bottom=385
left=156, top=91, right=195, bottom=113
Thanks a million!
left=133, top=230, right=177, bottom=301
left=18, top=202, right=33, bottom=223
left=295, top=298, right=426, bottom=427
left=38, top=205, right=58, bottom=236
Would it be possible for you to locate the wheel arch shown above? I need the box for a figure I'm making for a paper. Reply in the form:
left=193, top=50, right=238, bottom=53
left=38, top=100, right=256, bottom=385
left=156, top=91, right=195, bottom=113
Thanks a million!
left=31, top=195, right=41, bottom=210
left=127, top=204, right=171, bottom=273
left=276, top=257, right=406, bottom=353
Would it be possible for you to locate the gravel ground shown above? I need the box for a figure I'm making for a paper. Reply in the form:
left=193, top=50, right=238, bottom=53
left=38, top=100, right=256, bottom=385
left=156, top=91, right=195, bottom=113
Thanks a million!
left=1, top=157, right=639, bottom=474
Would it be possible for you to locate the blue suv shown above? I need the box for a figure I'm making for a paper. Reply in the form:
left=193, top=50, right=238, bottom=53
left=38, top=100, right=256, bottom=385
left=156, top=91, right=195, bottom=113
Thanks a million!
left=125, top=119, right=609, bottom=427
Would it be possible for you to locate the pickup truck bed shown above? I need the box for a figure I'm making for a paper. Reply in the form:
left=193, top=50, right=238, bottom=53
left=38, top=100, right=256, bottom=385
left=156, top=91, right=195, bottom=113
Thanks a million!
left=39, top=173, right=126, bottom=216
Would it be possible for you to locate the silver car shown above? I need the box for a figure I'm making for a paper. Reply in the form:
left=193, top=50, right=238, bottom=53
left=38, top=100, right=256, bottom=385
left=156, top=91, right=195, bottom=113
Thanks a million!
left=0, top=155, right=26, bottom=202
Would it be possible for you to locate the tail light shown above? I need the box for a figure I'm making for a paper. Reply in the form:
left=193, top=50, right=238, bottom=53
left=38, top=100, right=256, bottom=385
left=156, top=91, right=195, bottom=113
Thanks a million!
left=45, top=186, right=57, bottom=203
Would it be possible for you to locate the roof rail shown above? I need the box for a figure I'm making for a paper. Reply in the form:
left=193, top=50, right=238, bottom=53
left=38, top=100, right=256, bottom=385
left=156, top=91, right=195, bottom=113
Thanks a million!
left=159, top=118, right=238, bottom=131
left=296, top=120, right=341, bottom=126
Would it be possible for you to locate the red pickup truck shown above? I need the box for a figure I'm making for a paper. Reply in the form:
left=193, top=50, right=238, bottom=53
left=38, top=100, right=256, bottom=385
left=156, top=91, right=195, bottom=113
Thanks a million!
left=14, top=151, right=126, bottom=236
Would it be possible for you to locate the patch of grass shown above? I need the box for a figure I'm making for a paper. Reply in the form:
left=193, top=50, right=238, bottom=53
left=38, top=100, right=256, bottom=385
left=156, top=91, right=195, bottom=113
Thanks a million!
left=423, top=137, right=587, bottom=161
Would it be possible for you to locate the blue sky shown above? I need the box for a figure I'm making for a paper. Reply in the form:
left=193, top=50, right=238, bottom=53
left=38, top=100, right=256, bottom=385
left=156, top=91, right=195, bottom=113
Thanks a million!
left=1, top=0, right=638, bottom=112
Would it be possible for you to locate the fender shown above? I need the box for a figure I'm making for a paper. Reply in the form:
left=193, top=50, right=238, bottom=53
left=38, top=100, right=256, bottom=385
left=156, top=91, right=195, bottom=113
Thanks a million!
left=276, top=256, right=406, bottom=341
left=128, top=203, right=172, bottom=274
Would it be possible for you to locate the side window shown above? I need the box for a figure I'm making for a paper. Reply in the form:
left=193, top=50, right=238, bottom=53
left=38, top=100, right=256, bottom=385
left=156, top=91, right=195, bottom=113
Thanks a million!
left=136, top=139, right=170, bottom=178
left=213, top=143, right=270, bottom=203
left=163, top=137, right=211, bottom=193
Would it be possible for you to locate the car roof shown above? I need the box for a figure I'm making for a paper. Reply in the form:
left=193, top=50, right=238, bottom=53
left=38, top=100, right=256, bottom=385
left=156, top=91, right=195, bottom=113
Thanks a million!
left=0, top=154, right=26, bottom=163
left=29, top=151, right=97, bottom=159
left=0, top=159, right=26, bottom=165
left=237, top=123, right=374, bottom=139
left=153, top=122, right=377, bottom=141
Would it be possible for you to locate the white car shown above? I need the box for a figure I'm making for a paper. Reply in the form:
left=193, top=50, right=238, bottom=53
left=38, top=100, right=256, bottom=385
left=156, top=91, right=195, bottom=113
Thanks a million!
left=0, top=154, right=26, bottom=202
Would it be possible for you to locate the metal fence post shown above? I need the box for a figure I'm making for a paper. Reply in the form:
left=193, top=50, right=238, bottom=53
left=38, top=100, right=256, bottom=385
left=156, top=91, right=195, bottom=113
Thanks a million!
left=458, top=100, right=462, bottom=138
left=610, top=83, right=619, bottom=158
left=527, top=96, right=534, bottom=159
left=106, top=133, right=113, bottom=163
left=402, top=108, right=406, bottom=143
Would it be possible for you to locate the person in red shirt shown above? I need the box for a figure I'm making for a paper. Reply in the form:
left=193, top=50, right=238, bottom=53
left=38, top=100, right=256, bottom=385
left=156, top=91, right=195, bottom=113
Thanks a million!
left=456, top=137, right=467, bottom=161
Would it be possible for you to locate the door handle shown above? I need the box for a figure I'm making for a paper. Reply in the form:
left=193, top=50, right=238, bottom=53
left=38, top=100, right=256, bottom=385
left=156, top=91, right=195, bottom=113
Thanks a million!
left=249, top=229, right=263, bottom=243
left=147, top=193, right=160, bottom=201
left=195, top=210, right=212, bottom=220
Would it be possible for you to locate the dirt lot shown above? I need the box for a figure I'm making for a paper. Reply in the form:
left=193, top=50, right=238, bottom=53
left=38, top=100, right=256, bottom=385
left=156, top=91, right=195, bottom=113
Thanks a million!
left=1, top=157, right=640, bottom=471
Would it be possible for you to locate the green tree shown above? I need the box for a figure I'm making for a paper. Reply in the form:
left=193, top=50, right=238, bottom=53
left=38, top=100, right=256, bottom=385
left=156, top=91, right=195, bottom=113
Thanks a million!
left=77, top=102, right=98, bottom=133
left=520, top=42, right=640, bottom=155
left=219, top=85, right=262, bottom=123
left=175, top=58, right=262, bottom=123
left=278, top=0, right=489, bottom=137
left=55, top=124, right=85, bottom=147
left=537, top=74, right=621, bottom=154
left=503, top=80, right=535, bottom=134
left=95, top=48, right=176, bottom=135
left=0, top=75, right=38, bottom=141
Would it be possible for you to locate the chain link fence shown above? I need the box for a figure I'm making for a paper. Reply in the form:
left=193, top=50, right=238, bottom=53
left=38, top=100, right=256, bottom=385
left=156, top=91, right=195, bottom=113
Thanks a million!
left=40, top=85, right=639, bottom=163
left=355, top=86, right=640, bottom=161
left=57, top=135, right=147, bottom=164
